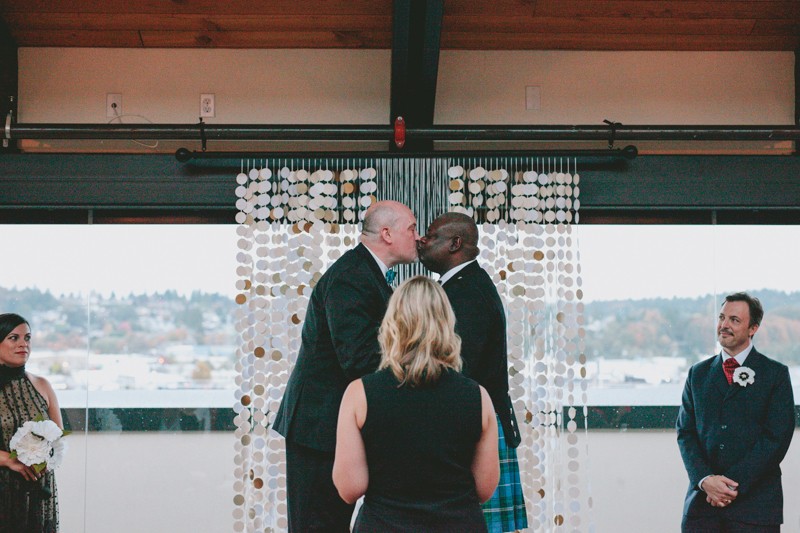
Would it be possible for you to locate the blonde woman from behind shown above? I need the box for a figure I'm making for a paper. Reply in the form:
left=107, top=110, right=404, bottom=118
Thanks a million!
left=334, top=276, right=498, bottom=532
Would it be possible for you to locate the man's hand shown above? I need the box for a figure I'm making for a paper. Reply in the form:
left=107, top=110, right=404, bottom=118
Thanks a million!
left=702, top=475, right=738, bottom=507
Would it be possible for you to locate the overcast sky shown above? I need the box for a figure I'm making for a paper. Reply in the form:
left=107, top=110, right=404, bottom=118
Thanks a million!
left=1, top=224, right=798, bottom=302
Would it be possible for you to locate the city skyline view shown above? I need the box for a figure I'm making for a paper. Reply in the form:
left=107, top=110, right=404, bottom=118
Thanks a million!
left=2, top=223, right=799, bottom=408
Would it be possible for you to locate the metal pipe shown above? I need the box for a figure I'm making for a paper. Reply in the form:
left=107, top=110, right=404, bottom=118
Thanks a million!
left=175, top=145, right=639, bottom=162
left=6, top=121, right=800, bottom=142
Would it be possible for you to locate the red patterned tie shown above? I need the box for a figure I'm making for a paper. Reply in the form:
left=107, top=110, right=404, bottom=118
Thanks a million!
left=723, top=358, right=740, bottom=385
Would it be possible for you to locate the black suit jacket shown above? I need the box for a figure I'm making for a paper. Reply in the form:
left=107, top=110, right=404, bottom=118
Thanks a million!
left=676, top=349, right=795, bottom=525
left=273, top=243, right=392, bottom=453
left=442, top=261, right=521, bottom=448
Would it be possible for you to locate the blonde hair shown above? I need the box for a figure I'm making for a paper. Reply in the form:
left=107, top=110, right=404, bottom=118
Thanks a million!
left=378, top=276, right=462, bottom=387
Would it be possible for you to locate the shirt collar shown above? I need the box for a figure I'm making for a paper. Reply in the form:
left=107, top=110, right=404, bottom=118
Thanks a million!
left=438, top=259, right=476, bottom=285
left=363, top=243, right=389, bottom=276
left=722, top=340, right=753, bottom=366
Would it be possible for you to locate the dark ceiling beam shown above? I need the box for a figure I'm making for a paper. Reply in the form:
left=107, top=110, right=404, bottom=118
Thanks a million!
left=1, top=154, right=799, bottom=217
left=391, top=0, right=444, bottom=151
left=795, top=48, right=799, bottom=154
left=0, top=16, right=18, bottom=154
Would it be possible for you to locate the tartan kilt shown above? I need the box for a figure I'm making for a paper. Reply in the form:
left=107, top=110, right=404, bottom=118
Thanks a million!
left=481, top=415, right=528, bottom=533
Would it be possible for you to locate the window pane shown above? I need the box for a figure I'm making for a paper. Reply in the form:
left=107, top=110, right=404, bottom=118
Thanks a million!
left=0, top=225, right=237, bottom=533
left=579, top=225, right=800, bottom=405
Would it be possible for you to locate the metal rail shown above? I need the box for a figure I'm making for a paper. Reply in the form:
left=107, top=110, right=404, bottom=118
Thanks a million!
left=6, top=121, right=800, bottom=142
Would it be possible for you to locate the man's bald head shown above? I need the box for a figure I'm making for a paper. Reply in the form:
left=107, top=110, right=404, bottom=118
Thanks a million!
left=360, top=200, right=418, bottom=267
left=434, top=212, right=479, bottom=257
left=417, top=212, right=479, bottom=274
left=362, top=201, right=407, bottom=237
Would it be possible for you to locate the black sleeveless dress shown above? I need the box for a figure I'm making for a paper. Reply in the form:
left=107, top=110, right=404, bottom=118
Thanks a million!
left=355, top=367, right=486, bottom=533
left=0, top=366, right=59, bottom=533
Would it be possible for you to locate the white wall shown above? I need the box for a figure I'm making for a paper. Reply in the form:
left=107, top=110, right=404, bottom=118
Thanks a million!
left=18, top=49, right=392, bottom=124
left=59, top=432, right=234, bottom=533
left=56, top=429, right=800, bottom=532
left=19, top=49, right=794, bottom=125
left=16, top=49, right=794, bottom=154
left=436, top=51, right=793, bottom=125
left=588, top=429, right=800, bottom=533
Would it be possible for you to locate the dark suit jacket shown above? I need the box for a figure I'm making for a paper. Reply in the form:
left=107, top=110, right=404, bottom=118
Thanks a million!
left=442, top=260, right=521, bottom=448
left=273, top=243, right=392, bottom=453
left=676, top=349, right=795, bottom=525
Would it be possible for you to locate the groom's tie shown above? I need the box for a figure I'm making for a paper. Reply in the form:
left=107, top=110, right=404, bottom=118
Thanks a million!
left=385, top=270, right=396, bottom=285
left=723, top=358, right=739, bottom=385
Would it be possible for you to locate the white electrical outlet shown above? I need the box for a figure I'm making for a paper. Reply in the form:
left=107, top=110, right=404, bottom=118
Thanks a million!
left=106, top=93, right=122, bottom=117
left=200, top=94, right=215, bottom=118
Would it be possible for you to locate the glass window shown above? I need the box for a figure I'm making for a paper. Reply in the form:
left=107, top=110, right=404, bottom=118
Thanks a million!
left=0, top=225, right=238, bottom=532
left=579, top=225, right=800, bottom=406
left=2, top=223, right=798, bottom=531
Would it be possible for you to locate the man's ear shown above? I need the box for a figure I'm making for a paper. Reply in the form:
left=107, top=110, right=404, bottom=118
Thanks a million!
left=449, top=236, right=462, bottom=252
left=380, top=226, right=392, bottom=243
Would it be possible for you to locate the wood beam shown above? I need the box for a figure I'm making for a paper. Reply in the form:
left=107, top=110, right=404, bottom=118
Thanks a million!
left=0, top=15, right=17, bottom=153
left=795, top=48, right=799, bottom=155
left=391, top=0, right=444, bottom=150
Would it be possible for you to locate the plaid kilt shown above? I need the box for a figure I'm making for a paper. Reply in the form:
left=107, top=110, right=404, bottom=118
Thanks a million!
left=481, top=415, right=528, bottom=533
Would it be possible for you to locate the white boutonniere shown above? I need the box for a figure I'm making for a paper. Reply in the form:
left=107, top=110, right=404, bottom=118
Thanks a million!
left=732, top=366, right=755, bottom=387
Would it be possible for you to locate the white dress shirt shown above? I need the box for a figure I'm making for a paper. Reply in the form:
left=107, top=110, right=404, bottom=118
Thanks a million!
left=437, top=259, right=477, bottom=285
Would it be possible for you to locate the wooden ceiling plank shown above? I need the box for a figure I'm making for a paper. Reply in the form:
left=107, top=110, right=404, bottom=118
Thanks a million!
left=532, top=1, right=800, bottom=20
left=751, top=19, right=800, bottom=36
left=442, top=0, right=535, bottom=16
left=0, top=0, right=393, bottom=16
left=139, top=30, right=390, bottom=49
left=442, top=32, right=799, bottom=51
left=3, top=0, right=797, bottom=50
left=443, top=16, right=759, bottom=35
left=1, top=13, right=392, bottom=32
left=11, top=29, right=143, bottom=47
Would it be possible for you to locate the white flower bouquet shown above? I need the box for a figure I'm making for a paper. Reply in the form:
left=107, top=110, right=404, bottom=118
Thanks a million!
left=9, top=415, right=68, bottom=474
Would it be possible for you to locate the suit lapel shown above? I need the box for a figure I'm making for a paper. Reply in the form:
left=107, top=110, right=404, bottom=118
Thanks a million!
left=710, top=354, right=731, bottom=397
left=355, top=243, right=392, bottom=301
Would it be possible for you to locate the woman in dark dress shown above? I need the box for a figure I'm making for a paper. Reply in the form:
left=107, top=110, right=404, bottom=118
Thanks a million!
left=333, top=276, right=499, bottom=532
left=0, top=313, right=62, bottom=533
